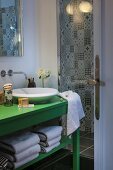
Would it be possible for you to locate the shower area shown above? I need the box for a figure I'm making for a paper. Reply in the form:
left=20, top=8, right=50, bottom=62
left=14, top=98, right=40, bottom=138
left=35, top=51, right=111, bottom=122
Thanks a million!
left=57, top=0, right=94, bottom=166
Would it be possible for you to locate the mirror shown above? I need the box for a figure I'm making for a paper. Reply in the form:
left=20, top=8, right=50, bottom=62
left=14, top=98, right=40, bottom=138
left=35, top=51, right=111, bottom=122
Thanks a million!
left=0, top=0, right=23, bottom=56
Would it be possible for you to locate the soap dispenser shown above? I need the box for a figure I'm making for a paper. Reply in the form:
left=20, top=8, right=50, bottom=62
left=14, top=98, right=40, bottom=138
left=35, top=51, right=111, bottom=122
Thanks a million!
left=28, top=78, right=36, bottom=88
left=3, top=83, right=13, bottom=106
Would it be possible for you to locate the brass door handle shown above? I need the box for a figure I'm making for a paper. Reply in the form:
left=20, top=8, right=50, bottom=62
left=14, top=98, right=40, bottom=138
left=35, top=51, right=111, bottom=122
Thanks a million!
left=95, top=55, right=101, bottom=120
left=88, top=55, right=105, bottom=120
left=87, top=79, right=105, bottom=86
left=87, top=79, right=97, bottom=85
left=71, top=79, right=105, bottom=86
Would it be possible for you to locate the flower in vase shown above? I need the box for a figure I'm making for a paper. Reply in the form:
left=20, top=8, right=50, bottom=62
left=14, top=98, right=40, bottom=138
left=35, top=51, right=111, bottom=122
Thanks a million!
left=37, top=68, right=51, bottom=87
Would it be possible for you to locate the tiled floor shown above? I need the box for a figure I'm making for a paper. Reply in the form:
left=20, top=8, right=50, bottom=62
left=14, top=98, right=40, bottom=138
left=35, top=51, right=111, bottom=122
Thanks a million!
left=80, top=131, right=94, bottom=159
left=27, top=132, right=94, bottom=170
left=80, top=131, right=94, bottom=170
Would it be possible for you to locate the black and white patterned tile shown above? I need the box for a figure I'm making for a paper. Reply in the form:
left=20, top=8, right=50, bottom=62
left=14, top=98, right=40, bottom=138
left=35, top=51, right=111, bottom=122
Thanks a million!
left=57, top=0, right=94, bottom=133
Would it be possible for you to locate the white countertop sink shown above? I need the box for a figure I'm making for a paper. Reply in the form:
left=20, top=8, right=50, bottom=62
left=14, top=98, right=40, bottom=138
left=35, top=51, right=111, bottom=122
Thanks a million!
left=13, top=88, right=59, bottom=103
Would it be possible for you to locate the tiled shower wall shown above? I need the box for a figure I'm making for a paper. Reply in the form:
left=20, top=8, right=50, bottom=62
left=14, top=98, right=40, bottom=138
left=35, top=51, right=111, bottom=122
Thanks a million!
left=0, top=0, right=21, bottom=56
left=57, top=0, right=94, bottom=132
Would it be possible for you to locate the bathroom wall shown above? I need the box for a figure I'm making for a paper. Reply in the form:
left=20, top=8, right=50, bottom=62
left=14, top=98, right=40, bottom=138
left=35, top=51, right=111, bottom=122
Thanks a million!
left=0, top=0, right=39, bottom=89
left=0, top=0, right=58, bottom=89
left=36, top=0, right=58, bottom=89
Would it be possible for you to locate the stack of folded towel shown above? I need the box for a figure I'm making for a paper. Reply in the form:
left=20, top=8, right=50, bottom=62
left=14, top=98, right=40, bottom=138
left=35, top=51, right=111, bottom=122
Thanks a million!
left=33, top=126, right=62, bottom=153
left=0, top=132, right=41, bottom=169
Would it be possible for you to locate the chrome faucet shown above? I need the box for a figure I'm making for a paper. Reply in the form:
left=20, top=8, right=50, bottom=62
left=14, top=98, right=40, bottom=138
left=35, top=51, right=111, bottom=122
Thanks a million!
left=8, top=70, right=27, bottom=80
left=1, top=69, right=27, bottom=80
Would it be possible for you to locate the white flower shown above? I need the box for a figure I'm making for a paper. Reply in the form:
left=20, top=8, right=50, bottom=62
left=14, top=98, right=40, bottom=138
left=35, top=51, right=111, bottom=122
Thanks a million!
left=37, top=68, right=51, bottom=79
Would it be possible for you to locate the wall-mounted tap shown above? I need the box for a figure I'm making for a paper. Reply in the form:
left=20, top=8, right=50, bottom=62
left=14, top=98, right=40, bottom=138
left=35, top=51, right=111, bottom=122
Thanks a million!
left=1, top=70, right=6, bottom=77
left=8, top=70, right=27, bottom=80
left=0, top=69, right=27, bottom=80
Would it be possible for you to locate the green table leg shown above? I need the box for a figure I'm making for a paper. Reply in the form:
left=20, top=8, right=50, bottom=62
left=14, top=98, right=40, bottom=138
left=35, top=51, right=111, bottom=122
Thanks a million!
left=72, top=129, right=80, bottom=170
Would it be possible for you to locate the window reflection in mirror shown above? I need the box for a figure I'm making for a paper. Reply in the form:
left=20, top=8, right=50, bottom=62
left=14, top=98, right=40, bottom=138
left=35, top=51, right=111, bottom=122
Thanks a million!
left=0, top=0, right=23, bottom=56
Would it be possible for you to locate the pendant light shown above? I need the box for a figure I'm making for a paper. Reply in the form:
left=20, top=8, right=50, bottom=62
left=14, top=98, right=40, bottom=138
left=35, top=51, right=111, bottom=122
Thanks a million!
left=79, top=1, right=92, bottom=13
left=66, top=3, right=74, bottom=15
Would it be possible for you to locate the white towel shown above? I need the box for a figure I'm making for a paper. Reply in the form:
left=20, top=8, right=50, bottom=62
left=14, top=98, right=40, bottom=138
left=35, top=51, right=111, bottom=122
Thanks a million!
left=41, top=142, right=60, bottom=153
left=0, top=144, right=41, bottom=162
left=39, top=135, right=61, bottom=147
left=14, top=153, right=39, bottom=168
left=60, top=91, right=85, bottom=135
left=0, top=132, right=40, bottom=154
left=34, top=126, right=63, bottom=141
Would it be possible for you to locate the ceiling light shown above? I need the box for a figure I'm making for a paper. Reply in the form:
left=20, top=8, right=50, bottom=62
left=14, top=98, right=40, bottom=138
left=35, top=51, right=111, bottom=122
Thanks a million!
left=66, top=3, right=74, bottom=15
left=79, top=1, right=92, bottom=13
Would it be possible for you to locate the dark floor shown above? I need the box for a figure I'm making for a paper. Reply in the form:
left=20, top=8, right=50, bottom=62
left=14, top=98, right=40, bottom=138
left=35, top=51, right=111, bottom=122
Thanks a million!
left=52, top=131, right=94, bottom=170
left=26, top=131, right=94, bottom=170
left=80, top=131, right=94, bottom=170
left=80, top=131, right=94, bottom=159
left=31, top=154, right=94, bottom=170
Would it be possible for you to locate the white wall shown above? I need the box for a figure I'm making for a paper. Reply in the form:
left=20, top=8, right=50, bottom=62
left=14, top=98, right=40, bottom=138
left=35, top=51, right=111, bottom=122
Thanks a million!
left=0, top=0, right=58, bottom=89
left=36, top=0, right=58, bottom=89
left=0, top=0, right=39, bottom=89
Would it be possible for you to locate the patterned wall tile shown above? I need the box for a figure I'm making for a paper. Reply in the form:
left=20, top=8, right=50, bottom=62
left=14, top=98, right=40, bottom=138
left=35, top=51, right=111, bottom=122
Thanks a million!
left=57, top=0, right=94, bottom=133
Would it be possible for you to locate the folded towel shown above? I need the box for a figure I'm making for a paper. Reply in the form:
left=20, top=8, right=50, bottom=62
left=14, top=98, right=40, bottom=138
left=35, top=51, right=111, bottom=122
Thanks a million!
left=39, top=135, right=61, bottom=147
left=34, top=126, right=62, bottom=142
left=0, top=132, right=40, bottom=154
left=41, top=142, right=60, bottom=153
left=14, top=153, right=39, bottom=169
left=0, top=144, right=41, bottom=163
left=60, top=91, right=85, bottom=135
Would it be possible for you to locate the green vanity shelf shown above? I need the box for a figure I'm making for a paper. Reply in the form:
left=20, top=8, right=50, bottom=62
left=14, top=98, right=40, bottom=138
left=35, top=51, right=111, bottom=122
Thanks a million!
left=0, top=96, right=80, bottom=170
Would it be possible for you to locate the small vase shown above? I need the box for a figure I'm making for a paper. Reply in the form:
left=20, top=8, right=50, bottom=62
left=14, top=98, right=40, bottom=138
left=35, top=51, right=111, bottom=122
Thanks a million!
left=42, top=78, right=44, bottom=88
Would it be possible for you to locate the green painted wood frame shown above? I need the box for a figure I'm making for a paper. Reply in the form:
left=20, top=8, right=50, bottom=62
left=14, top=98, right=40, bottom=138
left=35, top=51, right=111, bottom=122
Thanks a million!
left=0, top=96, right=80, bottom=170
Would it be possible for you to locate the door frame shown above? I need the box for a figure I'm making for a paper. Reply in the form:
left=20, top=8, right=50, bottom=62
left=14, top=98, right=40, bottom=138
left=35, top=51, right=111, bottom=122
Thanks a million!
left=94, top=0, right=104, bottom=170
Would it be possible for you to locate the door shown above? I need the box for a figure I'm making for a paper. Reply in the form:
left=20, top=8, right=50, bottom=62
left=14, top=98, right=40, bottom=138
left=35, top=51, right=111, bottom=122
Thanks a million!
left=94, top=0, right=113, bottom=169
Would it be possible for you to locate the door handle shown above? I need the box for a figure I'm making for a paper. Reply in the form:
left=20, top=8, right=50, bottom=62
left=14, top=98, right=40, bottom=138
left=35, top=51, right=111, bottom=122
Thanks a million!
left=88, top=55, right=105, bottom=120
left=87, top=79, right=97, bottom=85
left=94, top=55, right=104, bottom=120
left=87, top=79, right=105, bottom=86
left=70, top=79, right=105, bottom=86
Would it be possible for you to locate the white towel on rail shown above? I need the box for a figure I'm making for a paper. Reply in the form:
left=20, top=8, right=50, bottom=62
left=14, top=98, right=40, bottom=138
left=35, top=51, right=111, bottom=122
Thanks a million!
left=60, top=91, right=85, bottom=135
